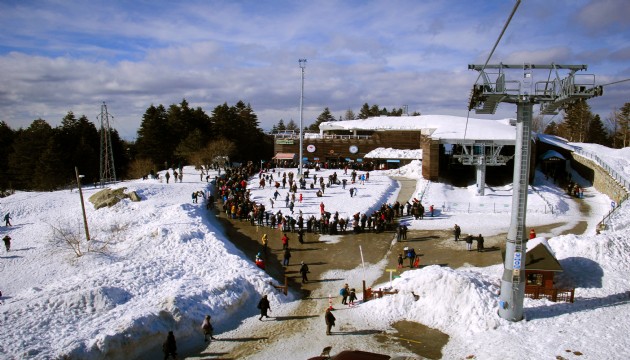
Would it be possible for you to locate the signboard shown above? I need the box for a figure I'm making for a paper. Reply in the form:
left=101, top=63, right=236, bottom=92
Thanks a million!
left=349, top=145, right=359, bottom=154
left=512, top=252, right=522, bottom=270
left=307, top=144, right=316, bottom=152
left=276, top=139, right=294, bottom=145
left=512, top=269, right=520, bottom=277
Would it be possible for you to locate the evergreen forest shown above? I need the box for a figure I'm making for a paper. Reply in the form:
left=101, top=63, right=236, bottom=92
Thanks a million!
left=1, top=99, right=629, bottom=192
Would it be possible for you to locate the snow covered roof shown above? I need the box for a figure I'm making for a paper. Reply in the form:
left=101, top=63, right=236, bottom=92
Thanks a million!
left=364, top=148, right=422, bottom=159
left=537, top=133, right=575, bottom=151
left=525, top=239, right=563, bottom=272
left=319, top=115, right=517, bottom=145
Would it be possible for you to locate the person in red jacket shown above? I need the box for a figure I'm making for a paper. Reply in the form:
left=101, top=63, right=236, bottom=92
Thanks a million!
left=529, top=228, right=536, bottom=239
left=281, top=233, right=289, bottom=250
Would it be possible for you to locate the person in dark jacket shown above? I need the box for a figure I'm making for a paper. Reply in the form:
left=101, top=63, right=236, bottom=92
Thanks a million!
left=257, top=294, right=271, bottom=320
left=201, top=315, right=215, bottom=342
left=3, top=235, right=11, bottom=252
left=299, top=261, right=310, bottom=283
left=477, top=234, right=485, bottom=252
left=283, top=247, right=291, bottom=267
left=162, top=331, right=177, bottom=360
left=465, top=234, right=474, bottom=251
left=325, top=308, right=336, bottom=335
left=348, top=288, right=357, bottom=305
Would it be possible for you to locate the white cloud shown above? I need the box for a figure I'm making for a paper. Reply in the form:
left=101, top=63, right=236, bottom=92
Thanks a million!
left=0, top=0, right=628, bottom=139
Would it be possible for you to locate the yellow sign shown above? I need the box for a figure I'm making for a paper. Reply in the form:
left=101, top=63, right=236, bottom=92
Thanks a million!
left=386, top=269, right=398, bottom=272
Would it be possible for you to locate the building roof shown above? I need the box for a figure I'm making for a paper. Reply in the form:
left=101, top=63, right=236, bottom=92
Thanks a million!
left=364, top=148, right=423, bottom=159
left=319, top=115, right=517, bottom=145
left=273, top=153, right=296, bottom=160
left=525, top=241, right=563, bottom=272
left=540, top=149, right=567, bottom=161
left=537, top=133, right=576, bottom=152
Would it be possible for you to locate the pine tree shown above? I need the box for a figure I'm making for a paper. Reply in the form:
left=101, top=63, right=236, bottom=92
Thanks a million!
left=8, top=119, right=54, bottom=189
left=0, top=121, right=15, bottom=190
left=276, top=119, right=286, bottom=131
left=612, top=103, right=630, bottom=148
left=585, top=115, right=610, bottom=146
left=358, top=103, right=371, bottom=119
left=344, top=109, right=356, bottom=120
left=543, top=121, right=560, bottom=136
left=308, top=107, right=335, bottom=131
left=136, top=104, right=173, bottom=167
left=286, top=119, right=298, bottom=131
left=561, top=100, right=592, bottom=142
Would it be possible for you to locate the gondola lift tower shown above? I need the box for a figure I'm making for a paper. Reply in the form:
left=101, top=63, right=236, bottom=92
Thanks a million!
left=467, top=63, right=603, bottom=321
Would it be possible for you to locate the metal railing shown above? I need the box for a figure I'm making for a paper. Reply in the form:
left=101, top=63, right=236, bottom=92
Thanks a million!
left=574, top=148, right=630, bottom=191
left=573, top=148, right=630, bottom=229
left=272, top=132, right=372, bottom=140
left=437, top=201, right=554, bottom=214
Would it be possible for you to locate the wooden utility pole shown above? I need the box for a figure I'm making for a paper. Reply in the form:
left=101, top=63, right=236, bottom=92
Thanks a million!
left=75, top=167, right=91, bottom=242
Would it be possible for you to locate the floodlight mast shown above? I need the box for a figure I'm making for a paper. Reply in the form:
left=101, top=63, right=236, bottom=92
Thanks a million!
left=468, top=63, right=603, bottom=322
left=298, top=59, right=307, bottom=175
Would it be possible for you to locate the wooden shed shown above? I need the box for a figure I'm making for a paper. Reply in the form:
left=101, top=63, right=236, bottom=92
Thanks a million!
left=524, top=240, right=574, bottom=303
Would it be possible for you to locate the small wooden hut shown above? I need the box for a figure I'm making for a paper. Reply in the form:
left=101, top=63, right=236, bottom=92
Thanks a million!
left=524, top=240, right=574, bottom=303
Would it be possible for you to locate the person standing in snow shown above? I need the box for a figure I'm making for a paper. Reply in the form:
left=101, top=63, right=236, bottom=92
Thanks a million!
left=257, top=294, right=271, bottom=320
left=340, top=283, right=350, bottom=305
left=261, top=233, right=268, bottom=254
left=3, top=235, right=11, bottom=252
left=165, top=171, right=171, bottom=184
left=465, top=234, right=474, bottom=251
left=4, top=213, right=11, bottom=226
left=454, top=224, right=461, bottom=241
left=477, top=234, right=485, bottom=252
left=325, top=308, right=336, bottom=335
left=397, top=253, right=404, bottom=269
left=282, top=247, right=291, bottom=267
left=348, top=288, right=357, bottom=305
left=299, top=261, right=310, bottom=283
left=162, top=331, right=177, bottom=360
left=407, top=247, right=416, bottom=268
left=201, top=315, right=216, bottom=342
left=281, top=233, right=289, bottom=250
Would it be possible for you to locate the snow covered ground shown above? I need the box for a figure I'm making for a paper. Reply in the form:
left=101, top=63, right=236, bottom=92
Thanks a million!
left=0, top=147, right=629, bottom=359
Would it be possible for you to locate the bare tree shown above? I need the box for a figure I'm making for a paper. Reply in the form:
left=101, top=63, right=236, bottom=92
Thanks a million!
left=49, top=219, right=119, bottom=257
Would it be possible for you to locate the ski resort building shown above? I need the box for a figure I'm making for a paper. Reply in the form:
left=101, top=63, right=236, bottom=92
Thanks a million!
left=272, top=115, right=522, bottom=193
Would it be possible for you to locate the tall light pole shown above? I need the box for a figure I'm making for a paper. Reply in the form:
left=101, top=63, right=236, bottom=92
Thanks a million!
left=298, top=59, right=307, bottom=175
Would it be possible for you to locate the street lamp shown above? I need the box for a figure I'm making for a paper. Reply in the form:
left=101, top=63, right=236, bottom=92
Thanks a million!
left=298, top=58, right=307, bottom=175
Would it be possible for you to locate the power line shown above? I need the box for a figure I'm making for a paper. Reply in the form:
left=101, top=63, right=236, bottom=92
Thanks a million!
left=464, top=0, right=521, bottom=140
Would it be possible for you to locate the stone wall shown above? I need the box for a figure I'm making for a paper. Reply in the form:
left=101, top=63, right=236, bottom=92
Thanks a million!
left=570, top=153, right=629, bottom=204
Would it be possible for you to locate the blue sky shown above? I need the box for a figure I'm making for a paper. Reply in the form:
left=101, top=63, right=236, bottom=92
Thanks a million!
left=1, top=0, right=629, bottom=139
